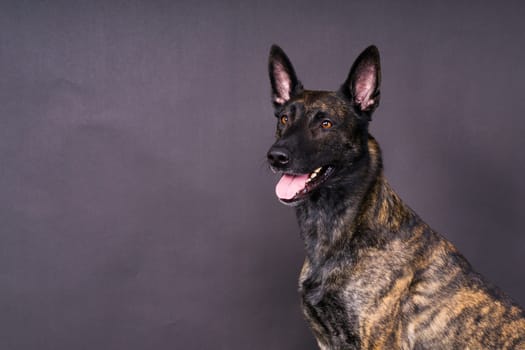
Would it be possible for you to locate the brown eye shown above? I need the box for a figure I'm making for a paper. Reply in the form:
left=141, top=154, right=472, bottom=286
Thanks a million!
left=321, top=120, right=333, bottom=129
left=280, top=115, right=288, bottom=125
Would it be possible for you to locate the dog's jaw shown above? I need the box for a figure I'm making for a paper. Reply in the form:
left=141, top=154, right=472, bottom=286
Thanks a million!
left=275, top=166, right=335, bottom=205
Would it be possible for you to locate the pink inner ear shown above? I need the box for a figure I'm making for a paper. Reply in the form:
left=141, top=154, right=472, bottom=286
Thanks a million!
left=354, top=66, right=376, bottom=109
left=273, top=62, right=291, bottom=104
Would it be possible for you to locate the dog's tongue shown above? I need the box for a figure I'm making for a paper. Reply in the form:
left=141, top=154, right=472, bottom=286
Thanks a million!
left=275, top=174, right=309, bottom=200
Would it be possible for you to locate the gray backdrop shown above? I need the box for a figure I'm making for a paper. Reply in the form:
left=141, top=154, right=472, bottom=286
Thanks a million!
left=1, top=1, right=525, bottom=349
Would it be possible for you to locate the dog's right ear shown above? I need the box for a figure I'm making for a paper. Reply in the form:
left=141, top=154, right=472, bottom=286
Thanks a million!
left=268, top=45, right=303, bottom=108
left=340, top=45, right=381, bottom=117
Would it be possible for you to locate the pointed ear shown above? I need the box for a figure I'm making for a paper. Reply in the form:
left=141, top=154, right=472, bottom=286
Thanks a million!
left=268, top=45, right=303, bottom=107
left=340, top=45, right=381, bottom=115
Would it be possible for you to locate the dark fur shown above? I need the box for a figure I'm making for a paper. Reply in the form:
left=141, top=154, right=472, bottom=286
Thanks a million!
left=266, top=45, right=525, bottom=349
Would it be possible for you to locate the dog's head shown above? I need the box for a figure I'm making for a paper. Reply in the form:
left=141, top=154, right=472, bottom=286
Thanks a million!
left=267, top=45, right=381, bottom=205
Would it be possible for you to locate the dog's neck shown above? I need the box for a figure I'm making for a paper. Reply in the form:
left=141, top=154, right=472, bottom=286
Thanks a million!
left=295, top=136, right=413, bottom=265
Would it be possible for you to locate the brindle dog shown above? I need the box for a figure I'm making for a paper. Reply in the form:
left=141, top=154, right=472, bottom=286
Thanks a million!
left=266, top=45, right=525, bottom=349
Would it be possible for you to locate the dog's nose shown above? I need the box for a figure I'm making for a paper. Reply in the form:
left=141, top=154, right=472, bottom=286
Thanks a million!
left=267, top=147, right=290, bottom=167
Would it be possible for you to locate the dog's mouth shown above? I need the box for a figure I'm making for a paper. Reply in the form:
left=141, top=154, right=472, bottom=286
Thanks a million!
left=275, top=165, right=335, bottom=205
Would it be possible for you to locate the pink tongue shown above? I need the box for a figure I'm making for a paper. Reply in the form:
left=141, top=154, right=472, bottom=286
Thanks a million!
left=275, top=174, right=309, bottom=200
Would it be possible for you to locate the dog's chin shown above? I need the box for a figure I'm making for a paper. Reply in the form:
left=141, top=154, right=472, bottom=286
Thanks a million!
left=275, top=165, right=335, bottom=205
left=278, top=197, right=305, bottom=206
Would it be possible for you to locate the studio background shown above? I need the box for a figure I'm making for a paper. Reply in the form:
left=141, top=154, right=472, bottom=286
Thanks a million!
left=1, top=1, right=525, bottom=349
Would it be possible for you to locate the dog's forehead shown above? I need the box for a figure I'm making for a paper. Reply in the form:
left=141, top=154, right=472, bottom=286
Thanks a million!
left=296, top=91, right=350, bottom=117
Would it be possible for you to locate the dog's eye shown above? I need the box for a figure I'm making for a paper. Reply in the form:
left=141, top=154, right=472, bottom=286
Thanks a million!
left=321, top=120, right=333, bottom=129
left=280, top=115, right=288, bottom=125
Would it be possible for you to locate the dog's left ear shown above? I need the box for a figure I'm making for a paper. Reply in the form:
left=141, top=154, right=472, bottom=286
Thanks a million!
left=340, top=45, right=381, bottom=116
left=268, top=45, right=303, bottom=108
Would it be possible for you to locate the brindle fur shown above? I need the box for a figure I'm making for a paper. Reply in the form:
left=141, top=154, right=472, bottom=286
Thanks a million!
left=266, top=45, right=525, bottom=349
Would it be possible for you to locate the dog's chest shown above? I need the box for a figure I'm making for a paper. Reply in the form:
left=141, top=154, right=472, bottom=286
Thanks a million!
left=298, top=243, right=412, bottom=349
left=299, top=265, right=362, bottom=349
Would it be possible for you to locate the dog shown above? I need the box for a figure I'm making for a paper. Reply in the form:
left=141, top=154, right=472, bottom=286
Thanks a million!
left=266, top=45, right=525, bottom=349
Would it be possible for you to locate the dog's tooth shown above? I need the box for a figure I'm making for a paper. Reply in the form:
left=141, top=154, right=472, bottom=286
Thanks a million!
left=314, top=167, right=322, bottom=173
left=310, top=172, right=317, bottom=179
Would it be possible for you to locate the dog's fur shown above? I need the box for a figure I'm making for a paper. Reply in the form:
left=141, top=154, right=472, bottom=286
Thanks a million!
left=266, top=45, right=525, bottom=349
